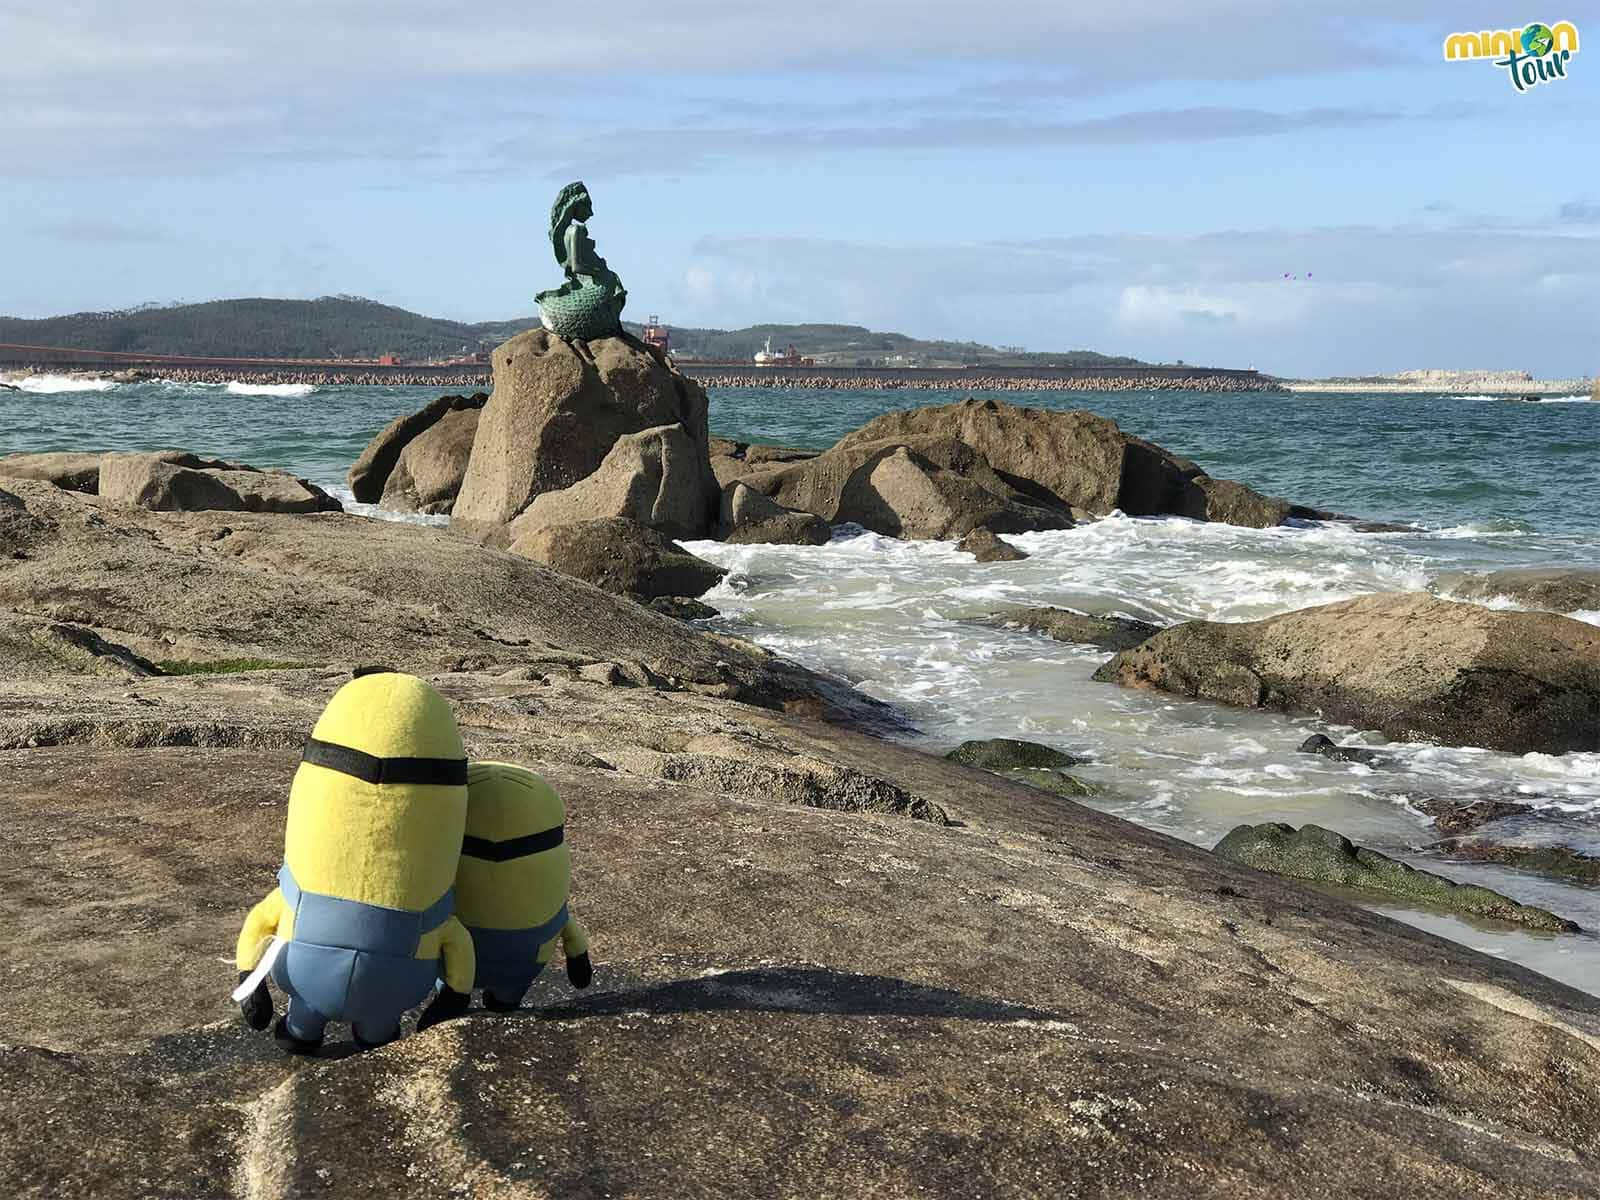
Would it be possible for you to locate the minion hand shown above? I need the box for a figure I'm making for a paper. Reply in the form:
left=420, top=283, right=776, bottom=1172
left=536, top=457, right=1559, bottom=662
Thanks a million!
left=238, top=972, right=274, bottom=1030
left=566, top=952, right=592, bottom=989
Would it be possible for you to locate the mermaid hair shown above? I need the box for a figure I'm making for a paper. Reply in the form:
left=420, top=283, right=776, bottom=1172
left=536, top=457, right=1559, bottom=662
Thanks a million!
left=549, top=181, right=591, bottom=264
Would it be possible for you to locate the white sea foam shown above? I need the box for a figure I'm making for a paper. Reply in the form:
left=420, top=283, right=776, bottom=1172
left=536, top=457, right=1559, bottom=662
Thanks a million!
left=224, top=382, right=316, bottom=398
left=325, top=485, right=449, bottom=526
left=688, top=517, right=1600, bottom=917
left=1, top=373, right=118, bottom=394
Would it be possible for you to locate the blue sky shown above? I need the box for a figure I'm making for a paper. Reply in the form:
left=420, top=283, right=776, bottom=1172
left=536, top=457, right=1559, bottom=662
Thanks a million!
left=2, top=1, right=1596, bottom=375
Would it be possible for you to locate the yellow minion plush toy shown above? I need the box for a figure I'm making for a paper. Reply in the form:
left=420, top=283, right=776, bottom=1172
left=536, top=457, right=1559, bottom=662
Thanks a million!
left=234, top=669, right=476, bottom=1052
left=417, top=761, right=591, bottom=1030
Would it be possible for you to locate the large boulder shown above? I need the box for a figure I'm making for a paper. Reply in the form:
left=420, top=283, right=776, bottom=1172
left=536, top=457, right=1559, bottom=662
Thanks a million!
left=98, top=452, right=341, bottom=514
left=377, top=405, right=482, bottom=514
left=453, top=331, right=712, bottom=529
left=1432, top=568, right=1600, bottom=615
left=347, top=392, right=487, bottom=503
left=718, top=482, right=832, bottom=546
left=824, top=398, right=1317, bottom=528
left=743, top=435, right=1073, bottom=540
left=1093, top=593, right=1600, bottom=754
left=508, top=424, right=718, bottom=541
left=0, top=451, right=103, bottom=494
left=509, top=517, right=726, bottom=600
left=1214, top=822, right=1577, bottom=932
left=710, top=440, right=820, bottom=488
left=836, top=444, right=1073, bottom=540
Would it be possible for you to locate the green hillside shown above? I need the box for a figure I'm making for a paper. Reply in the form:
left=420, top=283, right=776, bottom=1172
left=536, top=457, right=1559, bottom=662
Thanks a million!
left=0, top=296, right=1150, bottom=368
left=0, top=297, right=491, bottom=360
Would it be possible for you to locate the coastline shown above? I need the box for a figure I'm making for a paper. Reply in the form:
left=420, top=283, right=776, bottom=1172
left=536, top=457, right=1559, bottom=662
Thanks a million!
left=1285, top=377, right=1591, bottom=395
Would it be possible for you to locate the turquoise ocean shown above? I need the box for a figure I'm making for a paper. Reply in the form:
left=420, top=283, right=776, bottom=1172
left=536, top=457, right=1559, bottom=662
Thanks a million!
left=5, top=373, right=1599, bottom=994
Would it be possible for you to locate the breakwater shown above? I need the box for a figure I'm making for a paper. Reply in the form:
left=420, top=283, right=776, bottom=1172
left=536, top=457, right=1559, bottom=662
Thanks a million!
left=2, top=353, right=1277, bottom=392
left=680, top=369, right=1280, bottom=392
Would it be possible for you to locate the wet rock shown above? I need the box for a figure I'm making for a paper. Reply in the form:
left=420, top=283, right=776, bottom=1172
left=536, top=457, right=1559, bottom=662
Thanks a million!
left=1190, top=477, right=1296, bottom=528
left=509, top=517, right=726, bottom=601
left=1214, top=822, right=1578, bottom=932
left=717, top=482, right=832, bottom=546
left=1432, top=568, right=1600, bottom=615
left=377, top=405, right=481, bottom=514
left=1412, top=796, right=1534, bottom=836
left=944, top=738, right=1082, bottom=770
left=1002, top=768, right=1099, bottom=797
left=347, top=391, right=487, bottom=503
left=1349, top=521, right=1423, bottom=534
left=99, top=452, right=342, bottom=514
left=1433, top=840, right=1600, bottom=886
left=1298, top=733, right=1387, bottom=766
left=453, top=330, right=712, bottom=529
left=988, top=606, right=1160, bottom=651
left=957, top=528, right=1028, bottom=562
left=509, top=423, right=719, bottom=541
left=1094, top=593, right=1600, bottom=755
left=647, top=596, right=720, bottom=621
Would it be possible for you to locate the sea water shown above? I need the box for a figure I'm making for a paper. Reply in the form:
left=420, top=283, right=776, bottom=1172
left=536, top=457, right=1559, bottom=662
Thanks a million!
left=4, top=375, right=1599, bottom=993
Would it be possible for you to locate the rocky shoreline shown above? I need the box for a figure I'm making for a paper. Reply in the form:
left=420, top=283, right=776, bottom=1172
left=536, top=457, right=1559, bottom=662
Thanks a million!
left=4, top=328, right=1600, bottom=1196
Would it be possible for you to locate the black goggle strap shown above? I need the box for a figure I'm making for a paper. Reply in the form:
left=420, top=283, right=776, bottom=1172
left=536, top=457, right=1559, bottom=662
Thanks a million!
left=461, top=826, right=565, bottom=862
left=301, top=737, right=468, bottom=787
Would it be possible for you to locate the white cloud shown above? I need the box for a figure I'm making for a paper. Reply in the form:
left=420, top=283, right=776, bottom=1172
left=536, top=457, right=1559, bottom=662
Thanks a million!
left=679, top=226, right=1600, bottom=375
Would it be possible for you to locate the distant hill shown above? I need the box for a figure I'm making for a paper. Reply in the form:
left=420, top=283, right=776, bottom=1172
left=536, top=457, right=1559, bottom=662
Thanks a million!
left=0, top=297, right=497, bottom=361
left=0, top=296, right=1151, bottom=368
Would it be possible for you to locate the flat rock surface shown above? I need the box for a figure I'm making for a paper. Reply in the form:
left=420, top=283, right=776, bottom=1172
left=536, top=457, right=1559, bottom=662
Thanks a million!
left=3, top=494, right=1600, bottom=1197
left=4, top=674, right=1600, bottom=1197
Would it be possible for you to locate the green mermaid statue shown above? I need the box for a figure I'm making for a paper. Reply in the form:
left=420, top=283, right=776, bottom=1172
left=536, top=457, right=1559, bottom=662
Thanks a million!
left=534, top=181, right=627, bottom=340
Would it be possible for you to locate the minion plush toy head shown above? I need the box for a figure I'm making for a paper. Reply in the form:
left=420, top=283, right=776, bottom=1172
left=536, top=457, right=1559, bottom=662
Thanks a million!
left=417, top=761, right=592, bottom=1031
left=234, top=669, right=477, bottom=1052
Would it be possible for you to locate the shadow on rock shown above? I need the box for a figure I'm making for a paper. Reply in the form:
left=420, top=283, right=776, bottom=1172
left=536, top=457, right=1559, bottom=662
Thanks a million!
left=533, top=966, right=1058, bottom=1024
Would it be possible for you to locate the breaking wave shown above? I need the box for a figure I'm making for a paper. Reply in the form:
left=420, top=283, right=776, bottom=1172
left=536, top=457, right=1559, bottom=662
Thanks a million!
left=1, top=374, right=118, bottom=394
left=224, top=382, right=317, bottom=398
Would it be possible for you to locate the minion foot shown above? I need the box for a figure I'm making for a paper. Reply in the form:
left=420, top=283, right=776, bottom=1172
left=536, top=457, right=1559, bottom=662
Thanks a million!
left=272, top=1016, right=323, bottom=1056
left=417, top=986, right=472, bottom=1031
left=352, top=1024, right=400, bottom=1052
left=483, top=987, right=526, bottom=1013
